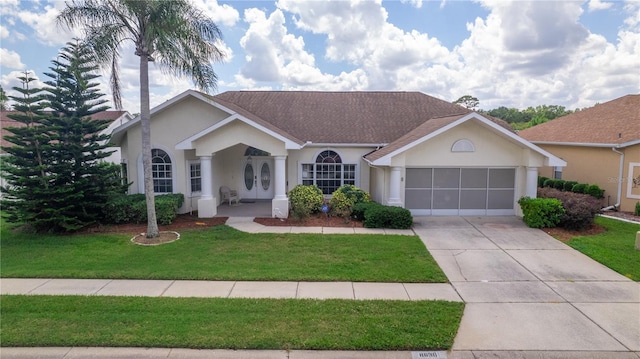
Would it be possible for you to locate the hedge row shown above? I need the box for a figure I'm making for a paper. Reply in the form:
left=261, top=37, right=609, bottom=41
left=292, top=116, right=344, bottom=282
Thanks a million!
left=518, top=187, right=602, bottom=230
left=288, top=184, right=413, bottom=229
left=538, top=176, right=604, bottom=199
left=103, top=194, right=184, bottom=225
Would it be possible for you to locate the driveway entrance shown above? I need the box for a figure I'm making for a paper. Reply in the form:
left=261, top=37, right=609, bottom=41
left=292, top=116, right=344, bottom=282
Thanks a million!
left=413, top=216, right=639, bottom=353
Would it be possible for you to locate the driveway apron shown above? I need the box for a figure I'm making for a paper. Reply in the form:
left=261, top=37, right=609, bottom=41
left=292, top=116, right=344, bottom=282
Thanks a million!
left=413, top=216, right=640, bottom=352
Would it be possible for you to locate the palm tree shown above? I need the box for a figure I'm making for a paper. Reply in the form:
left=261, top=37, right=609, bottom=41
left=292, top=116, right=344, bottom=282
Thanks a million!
left=58, top=0, right=225, bottom=237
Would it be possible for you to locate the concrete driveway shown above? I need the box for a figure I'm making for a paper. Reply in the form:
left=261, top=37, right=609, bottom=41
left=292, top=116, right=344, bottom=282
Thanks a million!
left=413, top=216, right=640, bottom=354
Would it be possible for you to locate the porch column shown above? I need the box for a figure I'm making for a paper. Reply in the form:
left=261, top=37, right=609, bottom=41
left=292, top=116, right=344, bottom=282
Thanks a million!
left=526, top=166, right=539, bottom=198
left=198, top=155, right=216, bottom=218
left=272, top=155, right=289, bottom=218
left=387, top=166, right=403, bottom=207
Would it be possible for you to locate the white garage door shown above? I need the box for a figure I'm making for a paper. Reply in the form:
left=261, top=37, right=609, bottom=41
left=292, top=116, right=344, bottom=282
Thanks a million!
left=405, top=168, right=516, bottom=216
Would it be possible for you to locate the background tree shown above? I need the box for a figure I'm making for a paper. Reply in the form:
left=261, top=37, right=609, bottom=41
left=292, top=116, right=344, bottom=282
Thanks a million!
left=453, top=95, right=480, bottom=110
left=58, top=0, right=226, bottom=238
left=0, top=85, right=9, bottom=111
left=1, top=43, right=127, bottom=233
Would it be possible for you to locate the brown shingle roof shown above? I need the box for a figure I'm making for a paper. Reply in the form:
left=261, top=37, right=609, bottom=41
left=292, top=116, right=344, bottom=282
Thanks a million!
left=518, top=94, right=640, bottom=145
left=213, top=91, right=472, bottom=144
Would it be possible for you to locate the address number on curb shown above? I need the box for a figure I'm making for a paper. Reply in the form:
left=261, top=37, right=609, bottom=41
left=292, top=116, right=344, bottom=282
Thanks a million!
left=411, top=351, right=447, bottom=359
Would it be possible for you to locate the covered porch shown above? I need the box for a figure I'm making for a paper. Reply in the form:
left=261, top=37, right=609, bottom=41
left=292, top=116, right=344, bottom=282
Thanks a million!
left=214, top=199, right=272, bottom=218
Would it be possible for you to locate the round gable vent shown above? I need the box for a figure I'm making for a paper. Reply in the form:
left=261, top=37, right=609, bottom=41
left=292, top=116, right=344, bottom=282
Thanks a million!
left=451, top=139, right=475, bottom=152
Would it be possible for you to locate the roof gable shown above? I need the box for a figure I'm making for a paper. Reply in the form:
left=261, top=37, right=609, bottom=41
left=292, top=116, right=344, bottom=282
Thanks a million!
left=518, top=94, right=640, bottom=146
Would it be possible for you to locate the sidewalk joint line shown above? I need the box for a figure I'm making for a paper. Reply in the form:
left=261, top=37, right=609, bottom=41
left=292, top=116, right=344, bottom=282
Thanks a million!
left=159, top=280, right=175, bottom=297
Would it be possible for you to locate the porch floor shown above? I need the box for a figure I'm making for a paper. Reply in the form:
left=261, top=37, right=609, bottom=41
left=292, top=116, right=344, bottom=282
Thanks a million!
left=215, top=199, right=272, bottom=218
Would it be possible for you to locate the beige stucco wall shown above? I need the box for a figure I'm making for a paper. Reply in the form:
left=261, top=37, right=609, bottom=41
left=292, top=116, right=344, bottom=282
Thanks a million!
left=536, top=144, right=640, bottom=212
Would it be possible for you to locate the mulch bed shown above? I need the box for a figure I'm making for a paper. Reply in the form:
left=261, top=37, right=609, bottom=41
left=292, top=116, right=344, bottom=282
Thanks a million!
left=254, top=213, right=364, bottom=227
left=83, top=214, right=228, bottom=235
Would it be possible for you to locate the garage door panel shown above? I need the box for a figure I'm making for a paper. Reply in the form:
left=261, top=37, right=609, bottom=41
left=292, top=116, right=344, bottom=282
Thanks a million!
left=406, top=168, right=432, bottom=188
left=433, top=189, right=459, bottom=209
left=488, top=189, right=515, bottom=209
left=489, top=168, right=515, bottom=188
left=405, top=189, right=432, bottom=209
left=461, top=168, right=488, bottom=188
left=460, top=189, right=488, bottom=209
left=434, top=168, right=460, bottom=188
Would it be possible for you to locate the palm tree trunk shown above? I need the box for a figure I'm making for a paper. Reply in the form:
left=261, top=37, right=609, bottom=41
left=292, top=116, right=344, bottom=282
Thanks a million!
left=140, top=55, right=159, bottom=238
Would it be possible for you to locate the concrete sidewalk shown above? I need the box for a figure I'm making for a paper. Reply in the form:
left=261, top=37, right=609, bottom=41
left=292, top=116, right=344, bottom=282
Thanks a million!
left=0, top=278, right=461, bottom=301
left=225, top=216, right=415, bottom=235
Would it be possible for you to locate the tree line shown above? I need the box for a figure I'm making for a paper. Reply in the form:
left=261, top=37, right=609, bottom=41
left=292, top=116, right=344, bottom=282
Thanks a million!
left=453, top=95, right=583, bottom=131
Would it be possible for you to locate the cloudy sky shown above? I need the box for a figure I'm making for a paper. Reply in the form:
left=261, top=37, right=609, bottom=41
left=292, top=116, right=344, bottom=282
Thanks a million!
left=1, top=0, right=639, bottom=113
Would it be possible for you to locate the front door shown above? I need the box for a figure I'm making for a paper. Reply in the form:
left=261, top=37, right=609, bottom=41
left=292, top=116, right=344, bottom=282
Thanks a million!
left=241, top=158, right=274, bottom=200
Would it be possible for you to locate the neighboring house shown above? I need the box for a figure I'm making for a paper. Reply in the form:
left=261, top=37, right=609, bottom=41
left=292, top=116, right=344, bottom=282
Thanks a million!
left=111, top=90, right=565, bottom=218
left=1, top=110, right=133, bottom=191
left=519, top=94, right=640, bottom=213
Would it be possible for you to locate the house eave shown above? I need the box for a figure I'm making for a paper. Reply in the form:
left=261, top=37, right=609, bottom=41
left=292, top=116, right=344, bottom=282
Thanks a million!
left=528, top=140, right=640, bottom=148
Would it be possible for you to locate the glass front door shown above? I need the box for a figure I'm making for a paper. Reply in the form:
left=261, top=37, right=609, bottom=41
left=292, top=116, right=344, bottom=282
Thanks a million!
left=241, top=158, right=274, bottom=199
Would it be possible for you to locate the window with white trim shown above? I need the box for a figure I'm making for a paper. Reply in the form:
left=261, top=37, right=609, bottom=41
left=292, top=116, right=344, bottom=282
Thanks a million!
left=152, top=149, right=173, bottom=193
left=301, top=150, right=356, bottom=194
left=553, top=166, right=562, bottom=180
left=189, top=161, right=202, bottom=194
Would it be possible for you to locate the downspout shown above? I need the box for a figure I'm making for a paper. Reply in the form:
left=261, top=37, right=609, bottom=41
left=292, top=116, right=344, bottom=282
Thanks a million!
left=602, top=147, right=624, bottom=211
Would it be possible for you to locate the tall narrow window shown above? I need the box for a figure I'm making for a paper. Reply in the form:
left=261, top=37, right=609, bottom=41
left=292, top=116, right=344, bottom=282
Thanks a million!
left=152, top=149, right=173, bottom=193
left=190, top=162, right=202, bottom=193
left=301, top=150, right=356, bottom=194
left=553, top=166, right=562, bottom=180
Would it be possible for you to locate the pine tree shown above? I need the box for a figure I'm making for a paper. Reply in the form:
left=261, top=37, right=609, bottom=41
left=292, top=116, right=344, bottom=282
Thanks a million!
left=0, top=72, right=56, bottom=229
left=1, top=41, right=127, bottom=233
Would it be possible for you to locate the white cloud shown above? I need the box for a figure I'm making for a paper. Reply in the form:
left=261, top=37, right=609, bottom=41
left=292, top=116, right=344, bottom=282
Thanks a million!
left=623, top=1, right=640, bottom=29
left=0, top=25, right=9, bottom=38
left=588, top=0, right=613, bottom=12
left=17, top=4, right=77, bottom=46
left=193, top=0, right=240, bottom=27
left=400, top=0, right=423, bottom=9
left=0, top=48, right=25, bottom=69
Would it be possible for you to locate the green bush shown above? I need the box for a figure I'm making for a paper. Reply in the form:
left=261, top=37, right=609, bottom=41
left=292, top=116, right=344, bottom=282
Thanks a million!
left=538, top=187, right=601, bottom=230
left=553, top=179, right=566, bottom=191
left=329, top=190, right=355, bottom=220
left=332, top=184, right=371, bottom=206
left=571, top=183, right=588, bottom=194
left=352, top=202, right=381, bottom=221
left=563, top=181, right=578, bottom=192
left=518, top=196, right=565, bottom=228
left=103, top=194, right=183, bottom=225
left=288, top=185, right=324, bottom=220
left=543, top=179, right=556, bottom=188
left=363, top=205, right=413, bottom=229
left=635, top=202, right=640, bottom=216
left=538, top=176, right=549, bottom=188
left=585, top=184, right=604, bottom=199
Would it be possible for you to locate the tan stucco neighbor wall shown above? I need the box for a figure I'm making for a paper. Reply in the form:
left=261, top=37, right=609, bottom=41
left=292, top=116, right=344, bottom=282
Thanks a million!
left=536, top=144, right=639, bottom=212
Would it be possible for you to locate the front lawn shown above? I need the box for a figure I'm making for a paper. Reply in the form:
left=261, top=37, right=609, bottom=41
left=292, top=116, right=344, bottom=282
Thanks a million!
left=1, top=221, right=447, bottom=283
left=1, top=295, right=464, bottom=350
left=567, top=216, right=640, bottom=281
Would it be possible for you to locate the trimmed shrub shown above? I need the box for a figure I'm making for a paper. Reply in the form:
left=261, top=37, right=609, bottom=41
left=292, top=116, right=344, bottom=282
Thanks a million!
left=571, top=183, right=588, bottom=194
left=543, top=178, right=556, bottom=188
left=585, top=184, right=604, bottom=199
left=538, top=176, right=549, bottom=188
left=103, top=194, right=183, bottom=225
left=635, top=202, right=640, bottom=216
left=538, top=187, right=602, bottom=230
left=352, top=201, right=381, bottom=221
left=563, top=181, right=578, bottom=192
left=363, top=205, right=413, bottom=229
left=553, top=179, right=566, bottom=191
left=518, top=196, right=565, bottom=228
left=288, top=185, right=324, bottom=220
left=332, top=184, right=371, bottom=206
left=329, top=190, right=355, bottom=220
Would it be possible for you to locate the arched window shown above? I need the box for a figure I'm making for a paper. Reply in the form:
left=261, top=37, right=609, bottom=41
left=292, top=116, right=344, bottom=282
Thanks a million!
left=152, top=149, right=173, bottom=193
left=301, top=150, right=356, bottom=194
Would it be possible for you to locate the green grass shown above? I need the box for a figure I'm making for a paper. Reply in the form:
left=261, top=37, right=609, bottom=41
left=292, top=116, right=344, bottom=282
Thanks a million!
left=567, top=216, right=640, bottom=281
left=0, top=222, right=447, bottom=283
left=0, top=295, right=464, bottom=350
